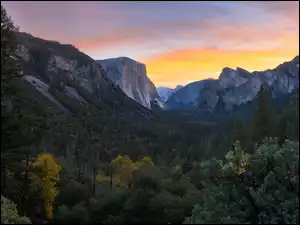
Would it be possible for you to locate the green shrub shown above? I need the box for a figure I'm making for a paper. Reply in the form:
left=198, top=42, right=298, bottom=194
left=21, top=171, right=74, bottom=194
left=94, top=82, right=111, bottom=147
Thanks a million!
left=1, top=196, right=31, bottom=224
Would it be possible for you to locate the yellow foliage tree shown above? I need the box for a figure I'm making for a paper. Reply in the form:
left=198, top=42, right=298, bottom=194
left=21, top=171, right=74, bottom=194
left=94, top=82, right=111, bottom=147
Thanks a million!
left=133, top=156, right=154, bottom=169
left=111, top=155, right=153, bottom=188
left=30, top=153, right=61, bottom=220
left=112, top=155, right=133, bottom=188
left=222, top=140, right=250, bottom=175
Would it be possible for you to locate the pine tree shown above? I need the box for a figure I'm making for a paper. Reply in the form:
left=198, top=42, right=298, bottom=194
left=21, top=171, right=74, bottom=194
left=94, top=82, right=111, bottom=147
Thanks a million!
left=1, top=4, right=21, bottom=100
left=1, top=4, right=21, bottom=195
left=252, top=85, right=276, bottom=144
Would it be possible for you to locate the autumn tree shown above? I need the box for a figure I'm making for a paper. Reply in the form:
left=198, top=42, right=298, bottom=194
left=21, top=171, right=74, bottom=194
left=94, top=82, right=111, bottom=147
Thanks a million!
left=30, top=153, right=61, bottom=220
left=111, top=155, right=134, bottom=188
left=111, top=155, right=154, bottom=189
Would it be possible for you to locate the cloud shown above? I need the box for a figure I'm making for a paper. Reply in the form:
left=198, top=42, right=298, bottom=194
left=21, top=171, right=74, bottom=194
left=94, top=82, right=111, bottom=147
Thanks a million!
left=248, top=1, right=299, bottom=21
left=2, top=1, right=298, bottom=88
left=144, top=45, right=298, bottom=88
left=1, top=1, right=126, bottom=41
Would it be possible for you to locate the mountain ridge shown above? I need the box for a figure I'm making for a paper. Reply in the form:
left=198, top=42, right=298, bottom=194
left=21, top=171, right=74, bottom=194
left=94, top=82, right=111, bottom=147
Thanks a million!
left=166, top=55, right=299, bottom=112
left=15, top=31, right=156, bottom=120
left=14, top=32, right=298, bottom=115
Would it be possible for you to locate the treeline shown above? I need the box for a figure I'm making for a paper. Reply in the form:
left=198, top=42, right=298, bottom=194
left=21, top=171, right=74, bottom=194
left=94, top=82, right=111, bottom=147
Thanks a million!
left=230, top=86, right=299, bottom=153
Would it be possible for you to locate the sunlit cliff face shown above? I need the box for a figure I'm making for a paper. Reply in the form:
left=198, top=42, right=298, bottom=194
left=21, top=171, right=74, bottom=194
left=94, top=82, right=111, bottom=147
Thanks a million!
left=3, top=1, right=299, bottom=88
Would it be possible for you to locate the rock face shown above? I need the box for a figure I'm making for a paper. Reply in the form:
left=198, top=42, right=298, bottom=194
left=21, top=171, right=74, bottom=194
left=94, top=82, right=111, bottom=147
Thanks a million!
left=23, top=75, right=70, bottom=113
left=97, top=57, right=160, bottom=109
left=157, top=85, right=183, bottom=102
left=16, top=32, right=154, bottom=119
left=166, top=56, right=299, bottom=112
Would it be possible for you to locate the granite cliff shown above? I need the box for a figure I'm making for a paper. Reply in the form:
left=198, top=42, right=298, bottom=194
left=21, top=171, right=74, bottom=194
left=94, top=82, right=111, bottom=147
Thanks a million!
left=97, top=57, right=160, bottom=109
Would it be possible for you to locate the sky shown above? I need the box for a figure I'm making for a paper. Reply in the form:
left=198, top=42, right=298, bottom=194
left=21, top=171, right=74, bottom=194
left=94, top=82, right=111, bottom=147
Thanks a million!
left=2, top=1, right=299, bottom=88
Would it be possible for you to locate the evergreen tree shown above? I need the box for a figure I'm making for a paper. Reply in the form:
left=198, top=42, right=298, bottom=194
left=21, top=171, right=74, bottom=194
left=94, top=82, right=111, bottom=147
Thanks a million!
left=1, top=3, right=21, bottom=197
left=1, top=4, right=20, bottom=100
left=252, top=85, right=276, bottom=144
left=184, top=138, right=299, bottom=224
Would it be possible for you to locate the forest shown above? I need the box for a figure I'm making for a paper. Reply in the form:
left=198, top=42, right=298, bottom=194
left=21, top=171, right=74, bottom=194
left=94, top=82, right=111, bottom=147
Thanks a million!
left=1, top=5, right=299, bottom=224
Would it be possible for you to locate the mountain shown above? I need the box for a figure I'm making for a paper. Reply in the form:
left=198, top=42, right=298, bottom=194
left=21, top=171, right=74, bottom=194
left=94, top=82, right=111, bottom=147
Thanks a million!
left=157, top=85, right=183, bottom=102
left=166, top=56, right=299, bottom=112
left=15, top=32, right=155, bottom=120
left=165, top=79, right=215, bottom=109
left=97, top=57, right=160, bottom=109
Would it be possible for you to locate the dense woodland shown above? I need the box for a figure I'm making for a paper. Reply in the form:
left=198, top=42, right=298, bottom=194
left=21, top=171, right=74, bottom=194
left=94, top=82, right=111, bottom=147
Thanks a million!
left=1, top=5, right=299, bottom=224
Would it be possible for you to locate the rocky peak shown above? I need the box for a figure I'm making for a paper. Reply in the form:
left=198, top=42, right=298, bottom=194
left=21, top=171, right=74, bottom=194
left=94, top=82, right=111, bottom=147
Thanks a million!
left=175, top=85, right=184, bottom=91
left=292, top=55, right=299, bottom=65
left=219, top=67, right=248, bottom=88
left=97, top=57, right=159, bottom=109
left=236, top=67, right=251, bottom=77
left=221, top=67, right=235, bottom=73
left=157, top=85, right=184, bottom=102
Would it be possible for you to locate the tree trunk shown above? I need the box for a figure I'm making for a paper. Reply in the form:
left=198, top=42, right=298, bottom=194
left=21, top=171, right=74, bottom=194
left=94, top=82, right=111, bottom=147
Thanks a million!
left=110, top=163, right=113, bottom=189
left=192, top=212, right=196, bottom=223
left=20, top=153, right=29, bottom=216
left=77, top=165, right=81, bottom=183
left=128, top=172, right=131, bottom=189
left=92, top=168, right=96, bottom=197
left=1, top=158, right=6, bottom=190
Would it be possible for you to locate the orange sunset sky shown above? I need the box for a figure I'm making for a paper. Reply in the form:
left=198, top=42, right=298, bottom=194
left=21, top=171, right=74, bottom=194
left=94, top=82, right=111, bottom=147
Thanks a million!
left=2, top=1, right=299, bottom=88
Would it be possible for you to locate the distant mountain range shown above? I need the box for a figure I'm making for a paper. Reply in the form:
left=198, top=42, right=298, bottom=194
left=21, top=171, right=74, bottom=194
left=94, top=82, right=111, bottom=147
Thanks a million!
left=15, top=31, right=299, bottom=117
left=157, top=85, right=183, bottom=102
left=165, top=56, right=299, bottom=112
